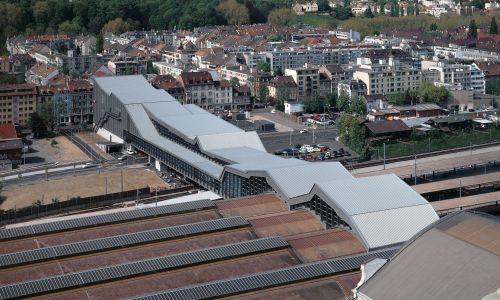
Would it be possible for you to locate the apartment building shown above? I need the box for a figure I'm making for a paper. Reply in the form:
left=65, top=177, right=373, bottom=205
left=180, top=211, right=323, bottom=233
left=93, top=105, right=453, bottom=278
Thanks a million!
left=285, top=67, right=319, bottom=98
left=265, top=46, right=378, bottom=71
left=214, top=80, right=233, bottom=110
left=268, top=76, right=298, bottom=101
left=36, top=80, right=94, bottom=124
left=0, top=84, right=37, bottom=125
left=232, top=85, right=251, bottom=110
left=338, top=80, right=367, bottom=98
left=353, top=52, right=421, bottom=95
left=74, top=36, right=97, bottom=56
left=152, top=75, right=186, bottom=102
left=292, top=0, right=319, bottom=15
left=33, top=51, right=105, bottom=74
left=318, top=64, right=352, bottom=96
left=108, top=57, right=143, bottom=76
left=423, top=60, right=485, bottom=94
left=153, top=61, right=185, bottom=77
left=178, top=71, right=219, bottom=110
left=26, top=63, right=59, bottom=86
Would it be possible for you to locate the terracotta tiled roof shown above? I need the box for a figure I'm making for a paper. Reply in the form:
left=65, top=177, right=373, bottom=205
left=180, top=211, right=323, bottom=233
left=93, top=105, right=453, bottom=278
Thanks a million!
left=0, top=124, right=18, bottom=139
left=30, top=63, right=57, bottom=78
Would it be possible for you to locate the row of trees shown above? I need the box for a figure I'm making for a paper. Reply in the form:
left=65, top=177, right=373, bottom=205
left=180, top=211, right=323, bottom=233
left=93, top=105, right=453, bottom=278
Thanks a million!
left=0, top=0, right=295, bottom=54
left=340, top=13, right=495, bottom=37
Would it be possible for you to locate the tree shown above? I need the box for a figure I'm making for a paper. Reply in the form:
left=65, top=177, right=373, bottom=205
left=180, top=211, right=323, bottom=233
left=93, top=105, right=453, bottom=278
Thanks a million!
left=333, top=5, right=353, bottom=20
left=267, top=8, right=293, bottom=26
left=256, top=60, right=271, bottom=73
left=336, top=114, right=369, bottom=157
left=348, top=96, right=366, bottom=115
left=230, top=77, right=240, bottom=87
left=418, top=81, right=450, bottom=104
left=317, top=0, right=331, bottom=11
left=38, top=100, right=62, bottom=132
left=379, top=3, right=386, bottom=15
left=96, top=33, right=104, bottom=54
left=415, top=3, right=419, bottom=15
left=257, top=85, right=269, bottom=102
left=303, top=97, right=325, bottom=114
left=146, top=60, right=158, bottom=74
left=364, top=7, right=375, bottom=18
left=490, top=17, right=498, bottom=34
left=273, top=68, right=284, bottom=76
left=337, top=94, right=350, bottom=111
left=430, top=23, right=438, bottom=31
left=102, top=18, right=129, bottom=34
left=468, top=19, right=478, bottom=39
left=58, top=18, right=84, bottom=36
left=327, top=93, right=337, bottom=108
left=29, top=111, right=47, bottom=139
left=217, top=0, right=250, bottom=25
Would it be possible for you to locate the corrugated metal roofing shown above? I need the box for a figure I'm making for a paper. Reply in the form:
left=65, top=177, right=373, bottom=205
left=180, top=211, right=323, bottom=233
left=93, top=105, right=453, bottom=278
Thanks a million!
left=198, top=132, right=266, bottom=152
left=142, top=101, right=190, bottom=117
left=125, top=104, right=223, bottom=178
left=183, top=104, right=210, bottom=115
left=316, top=174, right=429, bottom=216
left=155, top=114, right=242, bottom=141
left=358, top=213, right=500, bottom=300
left=94, top=76, right=170, bottom=105
left=351, top=204, right=439, bottom=249
left=267, top=163, right=353, bottom=199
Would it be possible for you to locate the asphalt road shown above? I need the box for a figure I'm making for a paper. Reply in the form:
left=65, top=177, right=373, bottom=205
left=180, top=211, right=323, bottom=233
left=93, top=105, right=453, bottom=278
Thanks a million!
left=259, top=127, right=342, bottom=153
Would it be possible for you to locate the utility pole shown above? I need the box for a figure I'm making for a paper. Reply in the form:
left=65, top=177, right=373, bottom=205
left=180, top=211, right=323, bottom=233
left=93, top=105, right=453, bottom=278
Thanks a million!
left=121, top=169, right=123, bottom=193
left=459, top=179, right=462, bottom=198
left=289, top=129, right=292, bottom=146
left=383, top=143, right=386, bottom=170
left=105, top=177, right=108, bottom=195
left=414, top=155, right=417, bottom=185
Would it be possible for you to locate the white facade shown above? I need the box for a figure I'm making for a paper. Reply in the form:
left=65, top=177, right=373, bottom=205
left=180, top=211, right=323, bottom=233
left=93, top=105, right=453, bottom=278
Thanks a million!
left=424, top=61, right=485, bottom=94
left=284, top=101, right=304, bottom=114
left=153, top=61, right=185, bottom=77
left=353, top=57, right=421, bottom=95
left=455, top=47, right=500, bottom=62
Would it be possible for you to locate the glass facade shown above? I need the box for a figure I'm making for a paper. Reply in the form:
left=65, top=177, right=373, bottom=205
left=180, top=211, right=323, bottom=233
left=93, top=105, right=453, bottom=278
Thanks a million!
left=151, top=119, right=229, bottom=166
left=220, top=173, right=273, bottom=198
left=291, top=195, right=350, bottom=229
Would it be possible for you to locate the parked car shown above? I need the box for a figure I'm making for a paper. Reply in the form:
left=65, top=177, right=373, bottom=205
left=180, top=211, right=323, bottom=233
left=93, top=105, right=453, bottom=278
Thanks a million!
left=300, top=129, right=308, bottom=133
left=126, top=149, right=136, bottom=155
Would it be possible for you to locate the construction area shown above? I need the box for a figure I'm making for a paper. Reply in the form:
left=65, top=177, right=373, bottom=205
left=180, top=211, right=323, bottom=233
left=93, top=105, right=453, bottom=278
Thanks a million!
left=0, top=168, right=167, bottom=210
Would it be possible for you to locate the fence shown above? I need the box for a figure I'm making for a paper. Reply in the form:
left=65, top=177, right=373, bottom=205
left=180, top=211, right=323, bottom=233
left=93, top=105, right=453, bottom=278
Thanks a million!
left=401, top=160, right=500, bottom=185
left=0, top=185, right=196, bottom=225
left=371, top=127, right=500, bottom=160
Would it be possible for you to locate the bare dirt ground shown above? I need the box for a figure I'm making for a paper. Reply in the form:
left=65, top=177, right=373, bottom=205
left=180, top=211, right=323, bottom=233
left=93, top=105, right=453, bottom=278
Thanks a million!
left=1, top=168, right=167, bottom=210
left=25, top=136, right=89, bottom=166
left=74, top=131, right=115, bottom=160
